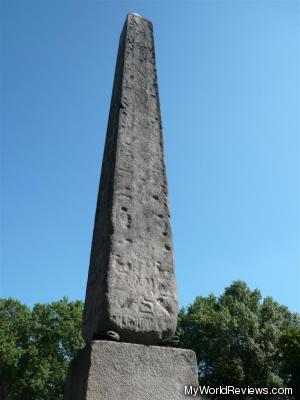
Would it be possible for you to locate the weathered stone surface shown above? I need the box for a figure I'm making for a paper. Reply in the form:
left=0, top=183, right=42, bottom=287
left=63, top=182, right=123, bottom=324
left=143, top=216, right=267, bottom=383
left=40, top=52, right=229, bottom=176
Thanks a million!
left=64, top=341, right=198, bottom=400
left=82, top=13, right=178, bottom=345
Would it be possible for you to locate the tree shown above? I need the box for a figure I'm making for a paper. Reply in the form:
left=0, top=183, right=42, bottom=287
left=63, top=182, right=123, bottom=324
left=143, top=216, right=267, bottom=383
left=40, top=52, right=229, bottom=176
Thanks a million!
left=1, top=283, right=299, bottom=399
left=0, top=299, right=31, bottom=399
left=177, top=281, right=300, bottom=398
left=0, top=298, right=84, bottom=400
left=278, top=325, right=300, bottom=398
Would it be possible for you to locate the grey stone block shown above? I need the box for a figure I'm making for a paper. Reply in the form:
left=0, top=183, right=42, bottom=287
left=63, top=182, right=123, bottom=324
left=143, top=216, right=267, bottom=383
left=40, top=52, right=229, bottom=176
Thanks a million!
left=82, top=12, right=178, bottom=345
left=65, top=341, right=198, bottom=400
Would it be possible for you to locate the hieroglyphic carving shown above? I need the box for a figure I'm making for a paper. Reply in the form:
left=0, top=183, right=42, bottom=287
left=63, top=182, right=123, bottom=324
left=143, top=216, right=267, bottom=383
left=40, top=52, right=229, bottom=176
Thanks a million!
left=111, top=314, right=167, bottom=332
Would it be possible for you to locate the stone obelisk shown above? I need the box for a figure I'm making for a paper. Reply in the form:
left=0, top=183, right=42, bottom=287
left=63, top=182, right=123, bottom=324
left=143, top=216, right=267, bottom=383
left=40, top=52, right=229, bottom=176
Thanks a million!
left=65, top=13, right=198, bottom=400
left=83, top=12, right=178, bottom=345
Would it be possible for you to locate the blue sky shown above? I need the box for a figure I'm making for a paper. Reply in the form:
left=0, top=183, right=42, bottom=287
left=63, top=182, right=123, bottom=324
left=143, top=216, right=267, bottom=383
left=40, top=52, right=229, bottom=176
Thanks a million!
left=1, top=1, right=299, bottom=313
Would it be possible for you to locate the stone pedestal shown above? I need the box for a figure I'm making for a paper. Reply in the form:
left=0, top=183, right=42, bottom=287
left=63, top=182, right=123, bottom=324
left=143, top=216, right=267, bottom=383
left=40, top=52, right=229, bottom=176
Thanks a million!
left=65, top=341, right=198, bottom=400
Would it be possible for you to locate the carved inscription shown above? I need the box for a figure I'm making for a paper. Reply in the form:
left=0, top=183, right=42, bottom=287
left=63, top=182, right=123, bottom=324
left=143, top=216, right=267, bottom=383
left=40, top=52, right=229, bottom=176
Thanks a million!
left=111, top=314, right=167, bottom=331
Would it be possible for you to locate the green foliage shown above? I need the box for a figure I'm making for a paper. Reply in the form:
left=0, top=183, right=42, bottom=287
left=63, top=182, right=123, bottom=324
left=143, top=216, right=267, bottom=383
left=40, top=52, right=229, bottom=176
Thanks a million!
left=278, top=325, right=300, bottom=398
left=0, top=298, right=84, bottom=400
left=1, top=283, right=299, bottom=399
left=177, top=281, right=300, bottom=398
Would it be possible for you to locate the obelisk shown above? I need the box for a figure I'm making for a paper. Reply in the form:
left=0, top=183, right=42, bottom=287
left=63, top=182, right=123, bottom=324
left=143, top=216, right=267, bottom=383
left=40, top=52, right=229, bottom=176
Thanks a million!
left=65, top=13, right=198, bottom=400
left=83, top=12, right=178, bottom=345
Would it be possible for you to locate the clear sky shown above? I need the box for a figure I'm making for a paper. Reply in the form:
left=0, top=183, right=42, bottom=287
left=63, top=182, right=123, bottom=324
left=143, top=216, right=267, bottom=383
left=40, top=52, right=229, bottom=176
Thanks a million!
left=1, top=1, right=299, bottom=313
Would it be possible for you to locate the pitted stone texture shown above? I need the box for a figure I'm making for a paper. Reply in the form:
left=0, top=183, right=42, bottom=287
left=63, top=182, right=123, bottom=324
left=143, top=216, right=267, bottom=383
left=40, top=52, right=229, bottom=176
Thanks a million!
left=64, top=341, right=198, bottom=400
left=82, top=13, right=178, bottom=345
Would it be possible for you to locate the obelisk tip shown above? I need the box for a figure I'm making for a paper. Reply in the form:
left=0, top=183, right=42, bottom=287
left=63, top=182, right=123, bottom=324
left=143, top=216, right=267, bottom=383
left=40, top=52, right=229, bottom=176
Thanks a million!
left=128, top=12, right=143, bottom=18
left=126, top=12, right=152, bottom=27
